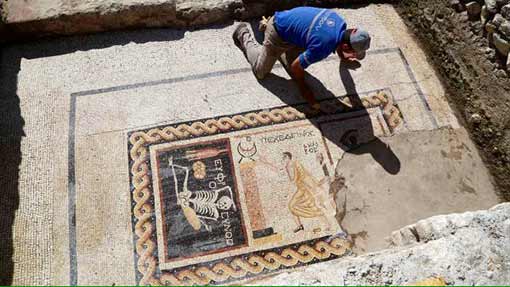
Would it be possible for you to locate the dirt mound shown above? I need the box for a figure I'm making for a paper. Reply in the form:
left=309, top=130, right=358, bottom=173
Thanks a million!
left=397, top=0, right=510, bottom=200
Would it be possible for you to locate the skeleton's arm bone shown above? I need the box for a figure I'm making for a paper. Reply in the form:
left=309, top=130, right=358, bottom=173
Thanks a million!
left=174, top=164, right=190, bottom=193
left=200, top=219, right=211, bottom=232
left=168, top=162, right=191, bottom=195
left=197, top=216, right=215, bottom=232
left=169, top=158, right=180, bottom=198
left=197, top=215, right=218, bottom=222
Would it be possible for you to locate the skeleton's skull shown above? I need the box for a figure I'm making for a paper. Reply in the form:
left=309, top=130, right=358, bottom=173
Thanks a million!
left=217, top=196, right=234, bottom=210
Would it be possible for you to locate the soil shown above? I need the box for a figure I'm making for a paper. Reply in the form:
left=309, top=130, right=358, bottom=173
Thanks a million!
left=396, top=0, right=510, bottom=201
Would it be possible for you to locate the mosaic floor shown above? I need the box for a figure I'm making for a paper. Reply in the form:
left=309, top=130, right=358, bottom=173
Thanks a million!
left=63, top=41, right=470, bottom=285
left=127, top=90, right=399, bottom=284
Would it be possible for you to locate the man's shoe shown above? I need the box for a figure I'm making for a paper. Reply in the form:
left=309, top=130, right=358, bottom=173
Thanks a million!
left=233, top=23, right=250, bottom=53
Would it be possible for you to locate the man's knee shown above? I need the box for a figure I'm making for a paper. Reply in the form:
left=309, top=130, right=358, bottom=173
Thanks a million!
left=253, top=57, right=274, bottom=80
left=254, top=52, right=279, bottom=80
left=254, top=68, right=270, bottom=80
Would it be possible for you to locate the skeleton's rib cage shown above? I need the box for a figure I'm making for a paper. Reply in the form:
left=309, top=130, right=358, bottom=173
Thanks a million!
left=168, top=157, right=236, bottom=231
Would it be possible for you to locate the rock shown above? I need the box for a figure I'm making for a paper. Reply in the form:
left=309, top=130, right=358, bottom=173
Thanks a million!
left=493, top=32, right=510, bottom=55
left=474, top=22, right=484, bottom=33
left=496, top=68, right=508, bottom=77
left=502, top=4, right=510, bottom=19
left=466, top=2, right=482, bottom=20
left=488, top=23, right=496, bottom=46
left=485, top=0, right=498, bottom=14
left=486, top=22, right=497, bottom=33
left=493, top=13, right=505, bottom=27
left=488, top=48, right=497, bottom=61
left=459, top=10, right=470, bottom=22
left=451, top=0, right=465, bottom=12
left=496, top=0, right=510, bottom=7
left=481, top=5, right=488, bottom=24
left=482, top=47, right=496, bottom=61
left=500, top=20, right=510, bottom=38
left=507, top=54, right=510, bottom=69
left=470, top=113, right=482, bottom=124
left=488, top=33, right=495, bottom=49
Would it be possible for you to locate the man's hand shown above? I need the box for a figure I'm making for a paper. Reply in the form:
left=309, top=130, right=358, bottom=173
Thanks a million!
left=303, top=89, right=320, bottom=111
left=290, top=57, right=319, bottom=109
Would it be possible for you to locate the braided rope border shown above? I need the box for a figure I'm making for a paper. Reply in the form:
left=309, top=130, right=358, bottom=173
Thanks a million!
left=128, top=91, right=401, bottom=285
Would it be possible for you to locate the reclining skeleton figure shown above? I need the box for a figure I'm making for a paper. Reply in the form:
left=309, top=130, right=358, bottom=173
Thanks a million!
left=168, top=157, right=236, bottom=232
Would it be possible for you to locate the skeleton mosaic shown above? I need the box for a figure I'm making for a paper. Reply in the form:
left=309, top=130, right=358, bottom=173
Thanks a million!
left=168, top=157, right=236, bottom=232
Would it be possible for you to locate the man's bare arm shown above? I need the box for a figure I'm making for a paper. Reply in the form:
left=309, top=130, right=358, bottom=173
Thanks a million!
left=285, top=163, right=296, bottom=181
left=290, top=57, right=319, bottom=109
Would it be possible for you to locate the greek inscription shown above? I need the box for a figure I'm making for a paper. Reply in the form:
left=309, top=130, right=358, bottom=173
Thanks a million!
left=222, top=211, right=234, bottom=246
left=303, top=142, right=319, bottom=155
left=260, top=130, right=315, bottom=144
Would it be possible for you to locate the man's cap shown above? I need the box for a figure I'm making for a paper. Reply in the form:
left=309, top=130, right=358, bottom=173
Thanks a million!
left=350, top=28, right=371, bottom=60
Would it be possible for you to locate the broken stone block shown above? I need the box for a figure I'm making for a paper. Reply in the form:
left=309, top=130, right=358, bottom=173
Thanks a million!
left=493, top=32, right=510, bottom=56
left=466, top=1, right=482, bottom=20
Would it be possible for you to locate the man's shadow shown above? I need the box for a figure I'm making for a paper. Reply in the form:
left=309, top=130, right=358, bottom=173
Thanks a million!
left=257, top=50, right=400, bottom=175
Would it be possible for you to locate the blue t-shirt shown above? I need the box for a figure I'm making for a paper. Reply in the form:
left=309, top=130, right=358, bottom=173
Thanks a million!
left=274, top=7, right=346, bottom=69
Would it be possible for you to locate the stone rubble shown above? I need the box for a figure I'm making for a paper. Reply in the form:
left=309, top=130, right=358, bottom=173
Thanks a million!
left=465, top=0, right=510, bottom=71
left=452, top=0, right=510, bottom=73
